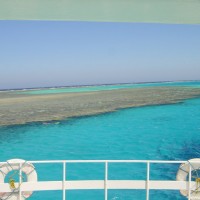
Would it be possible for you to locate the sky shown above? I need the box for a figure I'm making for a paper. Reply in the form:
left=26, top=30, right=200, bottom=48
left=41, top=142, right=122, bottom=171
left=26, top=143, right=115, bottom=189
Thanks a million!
left=0, top=21, right=200, bottom=89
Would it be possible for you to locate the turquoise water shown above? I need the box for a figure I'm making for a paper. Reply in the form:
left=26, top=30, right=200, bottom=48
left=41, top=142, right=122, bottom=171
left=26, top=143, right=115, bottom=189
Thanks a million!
left=16, top=81, right=200, bottom=95
left=1, top=100, right=200, bottom=199
left=1, top=82, right=200, bottom=199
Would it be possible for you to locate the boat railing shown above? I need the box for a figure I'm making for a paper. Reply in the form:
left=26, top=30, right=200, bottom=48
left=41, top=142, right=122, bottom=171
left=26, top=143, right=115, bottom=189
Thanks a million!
left=0, top=159, right=199, bottom=200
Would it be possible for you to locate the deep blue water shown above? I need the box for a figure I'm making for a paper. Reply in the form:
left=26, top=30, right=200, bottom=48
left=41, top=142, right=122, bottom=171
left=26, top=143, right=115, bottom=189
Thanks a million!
left=1, top=82, right=200, bottom=199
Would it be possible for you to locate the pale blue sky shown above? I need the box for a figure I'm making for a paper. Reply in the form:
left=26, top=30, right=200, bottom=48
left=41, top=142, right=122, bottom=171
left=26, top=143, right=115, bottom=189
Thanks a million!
left=0, top=21, right=200, bottom=89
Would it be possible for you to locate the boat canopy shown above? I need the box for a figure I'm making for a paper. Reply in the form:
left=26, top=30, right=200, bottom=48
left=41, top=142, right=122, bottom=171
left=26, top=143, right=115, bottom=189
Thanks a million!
left=0, top=0, right=200, bottom=24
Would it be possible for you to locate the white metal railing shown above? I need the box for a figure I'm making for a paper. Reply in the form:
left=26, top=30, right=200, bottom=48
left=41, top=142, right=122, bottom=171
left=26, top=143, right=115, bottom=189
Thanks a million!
left=0, top=159, right=199, bottom=200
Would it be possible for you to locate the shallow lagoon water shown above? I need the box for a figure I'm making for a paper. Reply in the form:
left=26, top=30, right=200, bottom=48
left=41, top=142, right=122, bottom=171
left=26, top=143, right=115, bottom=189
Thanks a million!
left=1, top=82, right=200, bottom=199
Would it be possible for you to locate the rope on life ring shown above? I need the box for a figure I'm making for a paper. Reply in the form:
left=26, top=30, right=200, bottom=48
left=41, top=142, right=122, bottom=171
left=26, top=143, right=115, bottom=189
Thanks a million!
left=0, top=159, right=38, bottom=200
left=176, top=158, right=200, bottom=199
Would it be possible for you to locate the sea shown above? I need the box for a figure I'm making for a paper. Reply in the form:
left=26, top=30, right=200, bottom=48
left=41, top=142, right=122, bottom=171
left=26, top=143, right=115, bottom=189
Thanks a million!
left=0, top=81, right=200, bottom=200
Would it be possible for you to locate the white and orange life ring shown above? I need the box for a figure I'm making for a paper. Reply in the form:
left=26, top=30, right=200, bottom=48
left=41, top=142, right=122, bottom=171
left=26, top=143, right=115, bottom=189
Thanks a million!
left=0, top=159, right=37, bottom=200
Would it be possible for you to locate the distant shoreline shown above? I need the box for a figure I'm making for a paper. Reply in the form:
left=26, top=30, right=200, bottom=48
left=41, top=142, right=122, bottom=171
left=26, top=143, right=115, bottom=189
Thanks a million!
left=0, top=80, right=199, bottom=92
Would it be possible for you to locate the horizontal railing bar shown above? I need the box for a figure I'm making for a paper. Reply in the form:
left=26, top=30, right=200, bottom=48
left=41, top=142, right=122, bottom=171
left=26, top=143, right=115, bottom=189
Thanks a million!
left=30, top=160, right=187, bottom=164
left=0, top=160, right=188, bottom=164
left=0, top=180, right=194, bottom=192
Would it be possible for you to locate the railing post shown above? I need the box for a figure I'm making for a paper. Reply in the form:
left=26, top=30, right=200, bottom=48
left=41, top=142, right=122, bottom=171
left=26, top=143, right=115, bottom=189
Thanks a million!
left=188, top=164, right=191, bottom=200
left=63, top=162, right=66, bottom=200
left=146, top=162, right=150, bottom=200
left=105, top=162, right=108, bottom=200
left=19, top=162, right=22, bottom=200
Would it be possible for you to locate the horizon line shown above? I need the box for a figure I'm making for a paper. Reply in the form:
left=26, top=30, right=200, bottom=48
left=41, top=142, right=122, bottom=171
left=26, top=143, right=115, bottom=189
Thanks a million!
left=0, top=79, right=200, bottom=92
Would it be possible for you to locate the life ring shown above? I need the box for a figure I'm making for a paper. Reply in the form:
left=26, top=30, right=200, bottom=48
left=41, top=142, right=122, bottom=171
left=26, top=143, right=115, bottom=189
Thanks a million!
left=176, top=158, right=200, bottom=197
left=0, top=159, right=37, bottom=200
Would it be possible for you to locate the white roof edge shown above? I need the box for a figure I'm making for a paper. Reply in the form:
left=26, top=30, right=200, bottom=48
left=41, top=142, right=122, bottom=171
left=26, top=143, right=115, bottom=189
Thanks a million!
left=0, top=0, right=200, bottom=24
